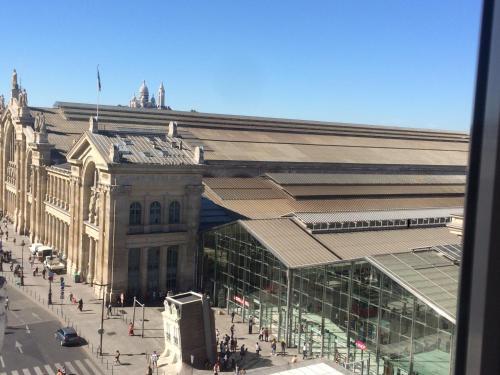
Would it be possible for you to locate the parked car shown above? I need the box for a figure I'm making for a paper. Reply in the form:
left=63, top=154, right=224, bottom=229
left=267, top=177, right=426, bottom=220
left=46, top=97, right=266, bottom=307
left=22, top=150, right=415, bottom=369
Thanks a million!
left=44, top=256, right=65, bottom=273
left=54, top=327, right=81, bottom=346
left=29, top=243, right=43, bottom=255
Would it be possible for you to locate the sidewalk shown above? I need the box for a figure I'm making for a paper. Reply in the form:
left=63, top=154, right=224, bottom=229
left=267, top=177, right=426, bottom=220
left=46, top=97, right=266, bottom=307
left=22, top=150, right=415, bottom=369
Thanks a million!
left=0, top=222, right=169, bottom=375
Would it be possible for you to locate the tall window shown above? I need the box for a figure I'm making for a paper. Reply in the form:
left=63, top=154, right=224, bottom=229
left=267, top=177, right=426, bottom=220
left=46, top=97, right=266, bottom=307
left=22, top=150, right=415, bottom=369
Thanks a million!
left=127, top=248, right=141, bottom=298
left=129, top=202, right=142, bottom=225
left=147, top=247, right=160, bottom=295
left=149, top=201, right=161, bottom=225
left=166, top=245, right=179, bottom=290
left=169, top=201, right=181, bottom=224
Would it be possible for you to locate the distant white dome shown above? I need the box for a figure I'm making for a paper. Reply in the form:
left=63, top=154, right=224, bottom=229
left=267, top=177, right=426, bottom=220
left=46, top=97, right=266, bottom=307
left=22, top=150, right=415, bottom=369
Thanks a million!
left=139, top=80, right=149, bottom=96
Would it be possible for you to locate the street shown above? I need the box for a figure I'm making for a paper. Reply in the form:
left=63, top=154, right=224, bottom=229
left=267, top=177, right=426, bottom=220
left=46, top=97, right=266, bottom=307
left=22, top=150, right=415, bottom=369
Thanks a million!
left=2, top=284, right=102, bottom=375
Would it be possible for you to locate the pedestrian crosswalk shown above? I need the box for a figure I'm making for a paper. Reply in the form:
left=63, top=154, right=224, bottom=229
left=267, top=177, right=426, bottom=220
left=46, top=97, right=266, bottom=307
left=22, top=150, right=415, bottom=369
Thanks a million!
left=0, top=359, right=101, bottom=375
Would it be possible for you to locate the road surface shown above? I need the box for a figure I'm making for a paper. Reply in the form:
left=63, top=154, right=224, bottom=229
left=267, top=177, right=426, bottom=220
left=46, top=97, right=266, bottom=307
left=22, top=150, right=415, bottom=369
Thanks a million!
left=1, top=284, right=103, bottom=375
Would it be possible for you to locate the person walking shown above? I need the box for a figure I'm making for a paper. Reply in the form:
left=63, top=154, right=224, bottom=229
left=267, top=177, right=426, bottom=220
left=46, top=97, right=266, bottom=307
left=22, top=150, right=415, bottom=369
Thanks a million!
left=248, top=316, right=253, bottom=334
left=271, top=340, right=277, bottom=356
left=41, top=267, right=46, bottom=279
left=128, top=322, right=135, bottom=336
left=302, top=343, right=307, bottom=359
left=255, top=342, right=261, bottom=356
left=69, top=292, right=73, bottom=304
left=230, top=324, right=235, bottom=337
left=5, top=296, right=9, bottom=310
left=213, top=362, right=220, bottom=375
left=281, top=340, right=286, bottom=355
left=77, top=298, right=83, bottom=312
left=114, top=350, right=121, bottom=365
left=231, top=310, right=235, bottom=323
left=259, top=327, right=264, bottom=341
left=150, top=351, right=159, bottom=368
left=107, top=303, right=112, bottom=318
left=264, top=327, right=269, bottom=342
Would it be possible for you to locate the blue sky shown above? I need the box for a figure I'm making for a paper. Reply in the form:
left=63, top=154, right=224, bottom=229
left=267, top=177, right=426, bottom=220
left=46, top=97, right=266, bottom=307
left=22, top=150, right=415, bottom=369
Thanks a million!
left=0, top=1, right=482, bottom=131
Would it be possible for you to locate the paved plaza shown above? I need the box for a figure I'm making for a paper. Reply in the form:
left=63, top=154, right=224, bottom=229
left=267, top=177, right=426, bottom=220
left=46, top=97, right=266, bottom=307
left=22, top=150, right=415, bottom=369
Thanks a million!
left=0, top=221, right=315, bottom=374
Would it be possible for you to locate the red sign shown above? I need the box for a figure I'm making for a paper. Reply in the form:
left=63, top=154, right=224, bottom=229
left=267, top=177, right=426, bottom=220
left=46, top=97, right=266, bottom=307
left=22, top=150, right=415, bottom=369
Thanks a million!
left=233, top=295, right=249, bottom=307
left=355, top=340, right=367, bottom=350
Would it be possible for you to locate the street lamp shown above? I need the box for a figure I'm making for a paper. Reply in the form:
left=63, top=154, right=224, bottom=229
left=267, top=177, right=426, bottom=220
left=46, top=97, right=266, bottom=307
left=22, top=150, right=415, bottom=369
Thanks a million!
left=48, top=274, right=53, bottom=305
left=20, top=240, right=25, bottom=286
left=95, top=282, right=110, bottom=356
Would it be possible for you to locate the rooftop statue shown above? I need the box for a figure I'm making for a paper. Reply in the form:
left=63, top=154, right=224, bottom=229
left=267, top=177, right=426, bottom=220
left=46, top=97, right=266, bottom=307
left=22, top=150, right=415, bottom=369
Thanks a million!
left=34, top=113, right=47, bottom=133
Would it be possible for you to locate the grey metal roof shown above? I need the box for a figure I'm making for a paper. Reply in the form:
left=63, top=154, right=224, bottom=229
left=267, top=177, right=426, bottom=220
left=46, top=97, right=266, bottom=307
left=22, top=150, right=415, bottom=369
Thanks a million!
left=314, top=226, right=461, bottom=260
left=87, top=132, right=195, bottom=165
left=294, top=207, right=464, bottom=224
left=367, top=249, right=460, bottom=323
left=239, top=219, right=340, bottom=269
left=281, top=184, right=465, bottom=197
left=266, top=173, right=467, bottom=186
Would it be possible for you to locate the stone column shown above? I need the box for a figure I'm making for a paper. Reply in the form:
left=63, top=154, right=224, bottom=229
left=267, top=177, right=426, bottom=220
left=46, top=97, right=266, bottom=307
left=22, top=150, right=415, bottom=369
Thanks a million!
left=159, top=246, right=168, bottom=294
left=29, top=168, right=37, bottom=242
left=140, top=248, right=148, bottom=299
left=87, top=237, right=95, bottom=285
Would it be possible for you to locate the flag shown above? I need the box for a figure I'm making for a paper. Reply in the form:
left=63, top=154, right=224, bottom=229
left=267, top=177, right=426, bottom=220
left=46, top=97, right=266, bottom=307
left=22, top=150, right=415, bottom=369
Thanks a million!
left=97, top=66, right=102, bottom=92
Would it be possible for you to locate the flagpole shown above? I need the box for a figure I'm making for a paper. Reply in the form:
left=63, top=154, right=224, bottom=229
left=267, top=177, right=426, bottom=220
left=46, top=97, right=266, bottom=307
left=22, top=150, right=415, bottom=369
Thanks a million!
left=97, top=65, right=100, bottom=123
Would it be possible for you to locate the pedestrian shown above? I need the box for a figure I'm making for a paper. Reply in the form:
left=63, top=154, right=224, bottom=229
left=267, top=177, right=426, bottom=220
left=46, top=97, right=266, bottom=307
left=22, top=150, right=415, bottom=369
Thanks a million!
left=107, top=303, right=112, bottom=318
left=264, top=327, right=269, bottom=342
left=146, top=365, right=153, bottom=375
left=281, top=340, right=286, bottom=355
left=114, top=350, right=121, bottom=365
left=41, top=268, right=46, bottom=279
left=77, top=298, right=83, bottom=311
left=213, top=362, right=220, bottom=375
left=302, top=343, right=307, bottom=359
left=271, top=341, right=277, bottom=356
left=69, top=292, right=73, bottom=304
left=9, top=261, right=13, bottom=272
left=248, top=316, right=253, bottom=334
left=259, top=327, right=264, bottom=341
left=240, top=344, right=246, bottom=357
left=5, top=296, right=9, bottom=310
left=216, top=328, right=220, bottom=344
left=150, top=350, right=159, bottom=367
left=255, top=342, right=261, bottom=356
left=230, top=324, right=235, bottom=337
left=231, top=310, right=235, bottom=323
left=128, top=322, right=134, bottom=336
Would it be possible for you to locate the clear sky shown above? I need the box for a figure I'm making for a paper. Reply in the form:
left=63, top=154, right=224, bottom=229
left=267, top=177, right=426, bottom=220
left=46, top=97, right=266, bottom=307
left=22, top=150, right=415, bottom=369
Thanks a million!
left=0, top=0, right=482, bottom=131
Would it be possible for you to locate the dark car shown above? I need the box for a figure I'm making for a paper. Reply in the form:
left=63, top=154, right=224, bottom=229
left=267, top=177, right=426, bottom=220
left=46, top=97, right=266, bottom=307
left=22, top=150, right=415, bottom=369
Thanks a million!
left=55, top=327, right=81, bottom=346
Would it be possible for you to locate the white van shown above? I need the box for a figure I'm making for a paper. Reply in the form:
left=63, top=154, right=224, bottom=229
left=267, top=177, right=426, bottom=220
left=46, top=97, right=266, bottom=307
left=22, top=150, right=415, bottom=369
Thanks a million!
left=36, top=246, right=54, bottom=262
left=29, top=243, right=44, bottom=255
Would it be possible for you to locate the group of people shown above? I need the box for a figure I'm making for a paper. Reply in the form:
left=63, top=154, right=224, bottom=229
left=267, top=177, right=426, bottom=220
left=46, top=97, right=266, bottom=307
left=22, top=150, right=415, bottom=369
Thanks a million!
left=68, top=292, right=84, bottom=311
left=213, top=323, right=249, bottom=375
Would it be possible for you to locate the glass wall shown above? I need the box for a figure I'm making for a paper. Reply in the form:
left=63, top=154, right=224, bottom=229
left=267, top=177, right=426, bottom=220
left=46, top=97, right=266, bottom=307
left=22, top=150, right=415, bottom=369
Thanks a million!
left=203, top=223, right=455, bottom=375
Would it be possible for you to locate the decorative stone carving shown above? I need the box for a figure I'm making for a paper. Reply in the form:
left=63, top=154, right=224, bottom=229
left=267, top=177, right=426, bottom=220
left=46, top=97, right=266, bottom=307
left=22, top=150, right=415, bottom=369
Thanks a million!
left=193, top=146, right=204, bottom=164
left=34, top=113, right=47, bottom=133
left=168, top=121, right=178, bottom=138
left=94, top=192, right=100, bottom=226
left=11, top=69, right=18, bottom=89
left=109, top=144, right=120, bottom=163
left=18, top=89, right=28, bottom=107
left=88, top=190, right=97, bottom=223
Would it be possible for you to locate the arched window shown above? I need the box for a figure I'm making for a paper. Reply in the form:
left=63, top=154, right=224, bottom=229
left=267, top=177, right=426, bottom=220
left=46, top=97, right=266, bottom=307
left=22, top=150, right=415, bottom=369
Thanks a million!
left=149, top=201, right=161, bottom=225
left=129, top=202, right=142, bottom=225
left=169, top=201, right=180, bottom=224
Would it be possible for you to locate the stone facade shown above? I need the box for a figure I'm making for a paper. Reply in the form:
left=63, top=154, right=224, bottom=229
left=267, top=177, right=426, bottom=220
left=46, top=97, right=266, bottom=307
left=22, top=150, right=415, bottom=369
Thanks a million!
left=0, top=70, right=203, bottom=300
